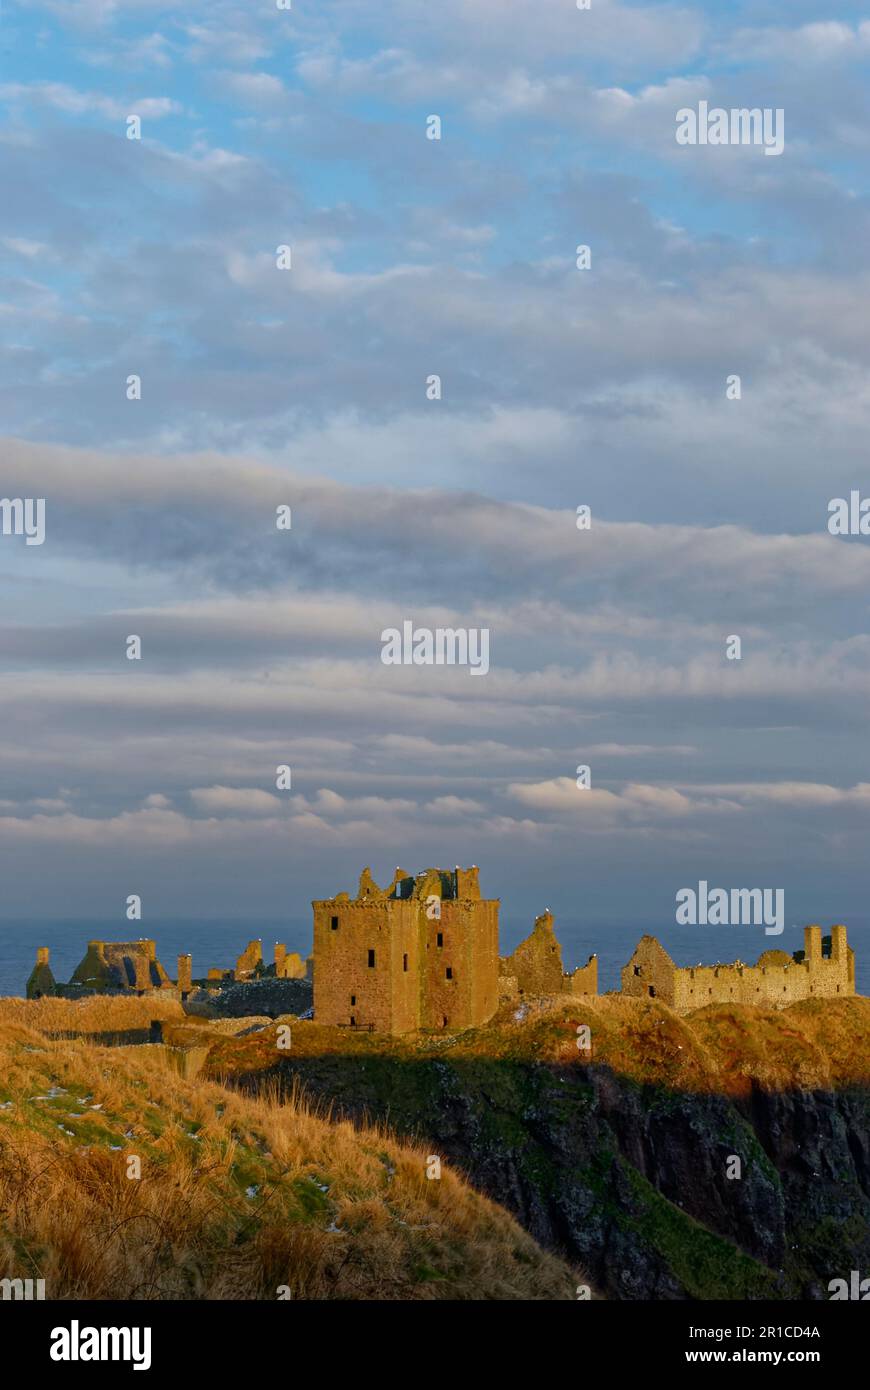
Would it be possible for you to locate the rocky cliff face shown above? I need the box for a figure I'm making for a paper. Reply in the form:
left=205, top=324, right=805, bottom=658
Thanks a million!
left=236, top=1054, right=870, bottom=1299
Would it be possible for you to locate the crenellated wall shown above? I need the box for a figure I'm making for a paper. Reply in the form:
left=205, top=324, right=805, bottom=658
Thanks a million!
left=313, top=866, right=499, bottom=1034
left=622, top=926, right=856, bottom=1012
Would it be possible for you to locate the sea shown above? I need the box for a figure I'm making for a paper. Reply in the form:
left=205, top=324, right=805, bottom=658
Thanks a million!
left=2, top=917, right=869, bottom=1000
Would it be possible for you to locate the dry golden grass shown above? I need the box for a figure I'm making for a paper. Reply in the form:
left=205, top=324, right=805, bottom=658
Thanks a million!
left=0, top=1019, right=583, bottom=1300
left=195, top=993, right=870, bottom=1098
left=0, top=993, right=186, bottom=1037
left=490, top=993, right=870, bottom=1094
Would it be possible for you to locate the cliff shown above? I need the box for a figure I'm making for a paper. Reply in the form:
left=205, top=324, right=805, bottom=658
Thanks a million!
left=207, top=994, right=870, bottom=1299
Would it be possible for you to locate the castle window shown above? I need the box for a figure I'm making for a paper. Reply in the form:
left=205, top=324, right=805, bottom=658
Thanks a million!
left=633, top=965, right=641, bottom=976
left=648, top=985, right=656, bottom=998
left=331, top=915, right=339, bottom=931
left=403, top=954, right=408, bottom=972
left=437, top=932, right=443, bottom=948
left=350, top=1015, right=355, bottom=1026
left=446, top=967, right=453, bottom=980
left=350, top=995, right=356, bottom=1006
left=442, top=1015, right=448, bottom=1028
left=368, top=949, right=376, bottom=968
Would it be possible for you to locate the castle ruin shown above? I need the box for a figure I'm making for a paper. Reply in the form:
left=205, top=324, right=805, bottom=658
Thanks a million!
left=622, top=925, right=855, bottom=1010
left=23, top=869, right=859, bottom=1025
left=312, top=865, right=499, bottom=1034
left=499, top=910, right=597, bottom=1000
left=25, top=936, right=310, bottom=1001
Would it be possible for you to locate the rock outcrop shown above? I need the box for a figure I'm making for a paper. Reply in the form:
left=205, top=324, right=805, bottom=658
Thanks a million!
left=236, top=1052, right=870, bottom=1300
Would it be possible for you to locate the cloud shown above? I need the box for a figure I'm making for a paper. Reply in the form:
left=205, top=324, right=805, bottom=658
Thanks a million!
left=507, top=778, right=741, bottom=826
left=189, top=785, right=284, bottom=815
left=3, top=0, right=870, bottom=931
left=0, top=83, right=181, bottom=122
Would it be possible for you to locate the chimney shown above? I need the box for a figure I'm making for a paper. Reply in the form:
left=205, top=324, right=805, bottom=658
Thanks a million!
left=177, top=954, right=192, bottom=996
left=36, top=946, right=50, bottom=966
left=455, top=866, right=481, bottom=900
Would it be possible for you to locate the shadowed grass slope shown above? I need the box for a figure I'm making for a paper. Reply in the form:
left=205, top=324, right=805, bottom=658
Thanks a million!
left=0, top=1019, right=585, bottom=1300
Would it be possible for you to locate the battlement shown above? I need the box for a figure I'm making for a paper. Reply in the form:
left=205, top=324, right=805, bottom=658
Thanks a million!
left=622, top=925, right=856, bottom=1011
left=312, top=865, right=499, bottom=1034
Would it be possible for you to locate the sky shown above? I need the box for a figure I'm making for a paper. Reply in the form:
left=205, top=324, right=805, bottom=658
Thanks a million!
left=1, top=1, right=870, bottom=943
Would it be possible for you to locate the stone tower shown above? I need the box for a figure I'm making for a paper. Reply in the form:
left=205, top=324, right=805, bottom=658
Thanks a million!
left=312, top=865, right=500, bottom=1034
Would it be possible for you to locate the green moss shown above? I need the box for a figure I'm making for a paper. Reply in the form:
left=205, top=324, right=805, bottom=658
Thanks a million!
left=291, top=1175, right=331, bottom=1221
left=619, top=1159, right=780, bottom=1300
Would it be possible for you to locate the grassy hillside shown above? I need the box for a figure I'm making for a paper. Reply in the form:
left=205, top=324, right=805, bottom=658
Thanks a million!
left=0, top=1015, right=584, bottom=1300
left=4, top=990, right=866, bottom=1302
left=176, top=992, right=870, bottom=1301
left=193, top=993, right=870, bottom=1096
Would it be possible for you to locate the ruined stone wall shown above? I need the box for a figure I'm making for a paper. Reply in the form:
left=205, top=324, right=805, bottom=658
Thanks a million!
left=26, top=947, right=57, bottom=999
left=500, top=911, right=564, bottom=997
left=565, top=955, right=598, bottom=996
left=625, top=926, right=856, bottom=1013
left=235, top=940, right=263, bottom=980
left=273, top=946, right=307, bottom=979
left=621, top=935, right=677, bottom=1005
left=177, top=954, right=192, bottom=995
left=672, top=937, right=855, bottom=1010
left=66, top=940, right=171, bottom=993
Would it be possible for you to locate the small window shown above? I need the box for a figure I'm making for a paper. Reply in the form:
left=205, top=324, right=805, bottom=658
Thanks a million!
left=446, top=966, right=453, bottom=980
left=403, top=953, right=408, bottom=972
left=368, top=949, right=375, bottom=968
left=648, top=985, right=655, bottom=998
left=436, top=932, right=443, bottom=948
left=350, top=994, right=356, bottom=1006
left=442, top=1015, right=448, bottom=1028
left=350, top=1015, right=355, bottom=1026
left=633, top=965, right=641, bottom=976
left=330, top=915, right=338, bottom=930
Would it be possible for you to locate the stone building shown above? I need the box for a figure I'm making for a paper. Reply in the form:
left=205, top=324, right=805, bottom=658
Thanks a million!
left=621, top=925, right=855, bottom=1011
left=499, top=910, right=598, bottom=999
left=26, top=935, right=312, bottom=1001
left=207, top=941, right=310, bottom=983
left=312, top=865, right=500, bottom=1034
left=26, top=940, right=174, bottom=999
left=26, top=946, right=57, bottom=1000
